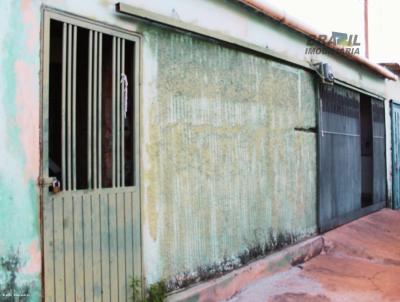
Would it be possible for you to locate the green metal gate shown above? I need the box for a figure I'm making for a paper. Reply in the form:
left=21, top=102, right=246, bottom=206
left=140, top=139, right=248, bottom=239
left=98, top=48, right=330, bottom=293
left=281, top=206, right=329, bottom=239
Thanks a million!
left=392, top=101, right=400, bottom=209
left=41, top=10, right=141, bottom=301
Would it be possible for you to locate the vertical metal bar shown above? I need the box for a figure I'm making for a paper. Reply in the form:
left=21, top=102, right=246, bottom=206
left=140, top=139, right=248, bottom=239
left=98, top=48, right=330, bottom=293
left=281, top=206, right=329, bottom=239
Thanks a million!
left=393, top=106, right=399, bottom=208
left=98, top=33, right=103, bottom=188
left=61, top=23, right=67, bottom=190
left=42, top=12, right=54, bottom=298
left=88, top=30, right=93, bottom=189
left=67, top=24, right=72, bottom=191
left=116, top=38, right=121, bottom=187
left=112, top=36, right=116, bottom=187
left=133, top=40, right=141, bottom=278
left=93, top=32, right=98, bottom=189
left=133, top=43, right=138, bottom=187
left=72, top=25, right=77, bottom=191
left=42, top=13, right=51, bottom=181
left=121, top=39, right=125, bottom=186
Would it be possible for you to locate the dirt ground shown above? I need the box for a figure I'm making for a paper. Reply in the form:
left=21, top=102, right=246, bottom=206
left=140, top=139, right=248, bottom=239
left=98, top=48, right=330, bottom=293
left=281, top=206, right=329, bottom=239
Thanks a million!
left=228, top=209, right=400, bottom=302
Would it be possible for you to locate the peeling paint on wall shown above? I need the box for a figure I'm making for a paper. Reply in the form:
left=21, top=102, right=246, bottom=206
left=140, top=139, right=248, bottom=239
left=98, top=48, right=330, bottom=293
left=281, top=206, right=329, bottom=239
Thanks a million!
left=141, top=27, right=317, bottom=285
left=15, top=60, right=40, bottom=183
left=0, top=0, right=41, bottom=300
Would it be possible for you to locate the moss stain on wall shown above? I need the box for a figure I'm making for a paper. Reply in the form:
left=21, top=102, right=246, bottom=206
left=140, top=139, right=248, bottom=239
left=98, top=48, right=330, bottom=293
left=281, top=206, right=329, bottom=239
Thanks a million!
left=141, top=26, right=317, bottom=286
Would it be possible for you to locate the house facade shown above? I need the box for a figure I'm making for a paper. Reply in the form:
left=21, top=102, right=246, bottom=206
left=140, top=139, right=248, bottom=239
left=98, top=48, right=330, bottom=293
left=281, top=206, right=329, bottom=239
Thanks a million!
left=0, top=0, right=396, bottom=301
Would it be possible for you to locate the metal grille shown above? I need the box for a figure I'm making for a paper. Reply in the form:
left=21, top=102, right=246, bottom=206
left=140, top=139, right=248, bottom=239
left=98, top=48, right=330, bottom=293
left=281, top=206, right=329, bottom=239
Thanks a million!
left=50, top=20, right=135, bottom=191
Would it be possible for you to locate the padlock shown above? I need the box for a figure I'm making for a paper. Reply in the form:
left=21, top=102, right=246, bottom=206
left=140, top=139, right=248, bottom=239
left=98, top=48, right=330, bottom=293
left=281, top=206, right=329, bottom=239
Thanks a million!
left=50, top=179, right=61, bottom=193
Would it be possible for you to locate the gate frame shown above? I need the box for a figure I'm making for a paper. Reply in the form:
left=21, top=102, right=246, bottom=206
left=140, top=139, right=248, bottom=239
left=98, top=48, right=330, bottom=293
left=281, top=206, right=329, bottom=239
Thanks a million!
left=39, top=6, right=144, bottom=299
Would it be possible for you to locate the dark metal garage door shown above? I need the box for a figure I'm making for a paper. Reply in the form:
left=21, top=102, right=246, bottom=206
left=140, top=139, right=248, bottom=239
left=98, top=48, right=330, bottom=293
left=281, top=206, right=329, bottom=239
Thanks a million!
left=318, top=84, right=386, bottom=232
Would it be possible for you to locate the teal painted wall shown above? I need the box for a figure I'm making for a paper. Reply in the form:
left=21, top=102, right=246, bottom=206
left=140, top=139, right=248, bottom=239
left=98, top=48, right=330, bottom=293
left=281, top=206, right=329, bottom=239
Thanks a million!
left=140, top=26, right=318, bottom=288
left=0, top=1, right=41, bottom=301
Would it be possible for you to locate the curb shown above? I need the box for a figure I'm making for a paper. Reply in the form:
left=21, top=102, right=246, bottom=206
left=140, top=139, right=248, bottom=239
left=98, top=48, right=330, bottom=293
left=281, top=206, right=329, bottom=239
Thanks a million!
left=166, top=236, right=324, bottom=302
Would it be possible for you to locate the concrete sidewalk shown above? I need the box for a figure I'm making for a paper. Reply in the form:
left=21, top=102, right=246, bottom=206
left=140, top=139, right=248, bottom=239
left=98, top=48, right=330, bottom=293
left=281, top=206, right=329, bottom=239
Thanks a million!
left=227, top=209, right=400, bottom=302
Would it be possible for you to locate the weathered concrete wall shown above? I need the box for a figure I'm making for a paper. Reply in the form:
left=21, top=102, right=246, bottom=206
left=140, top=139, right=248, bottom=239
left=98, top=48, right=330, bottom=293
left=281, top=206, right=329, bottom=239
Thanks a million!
left=0, top=0, right=351, bottom=297
left=0, top=0, right=367, bottom=297
left=141, top=26, right=318, bottom=287
left=0, top=0, right=41, bottom=300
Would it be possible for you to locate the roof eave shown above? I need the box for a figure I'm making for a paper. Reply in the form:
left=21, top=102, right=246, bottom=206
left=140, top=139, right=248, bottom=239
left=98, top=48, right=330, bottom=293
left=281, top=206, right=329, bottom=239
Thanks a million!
left=237, top=0, right=398, bottom=81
